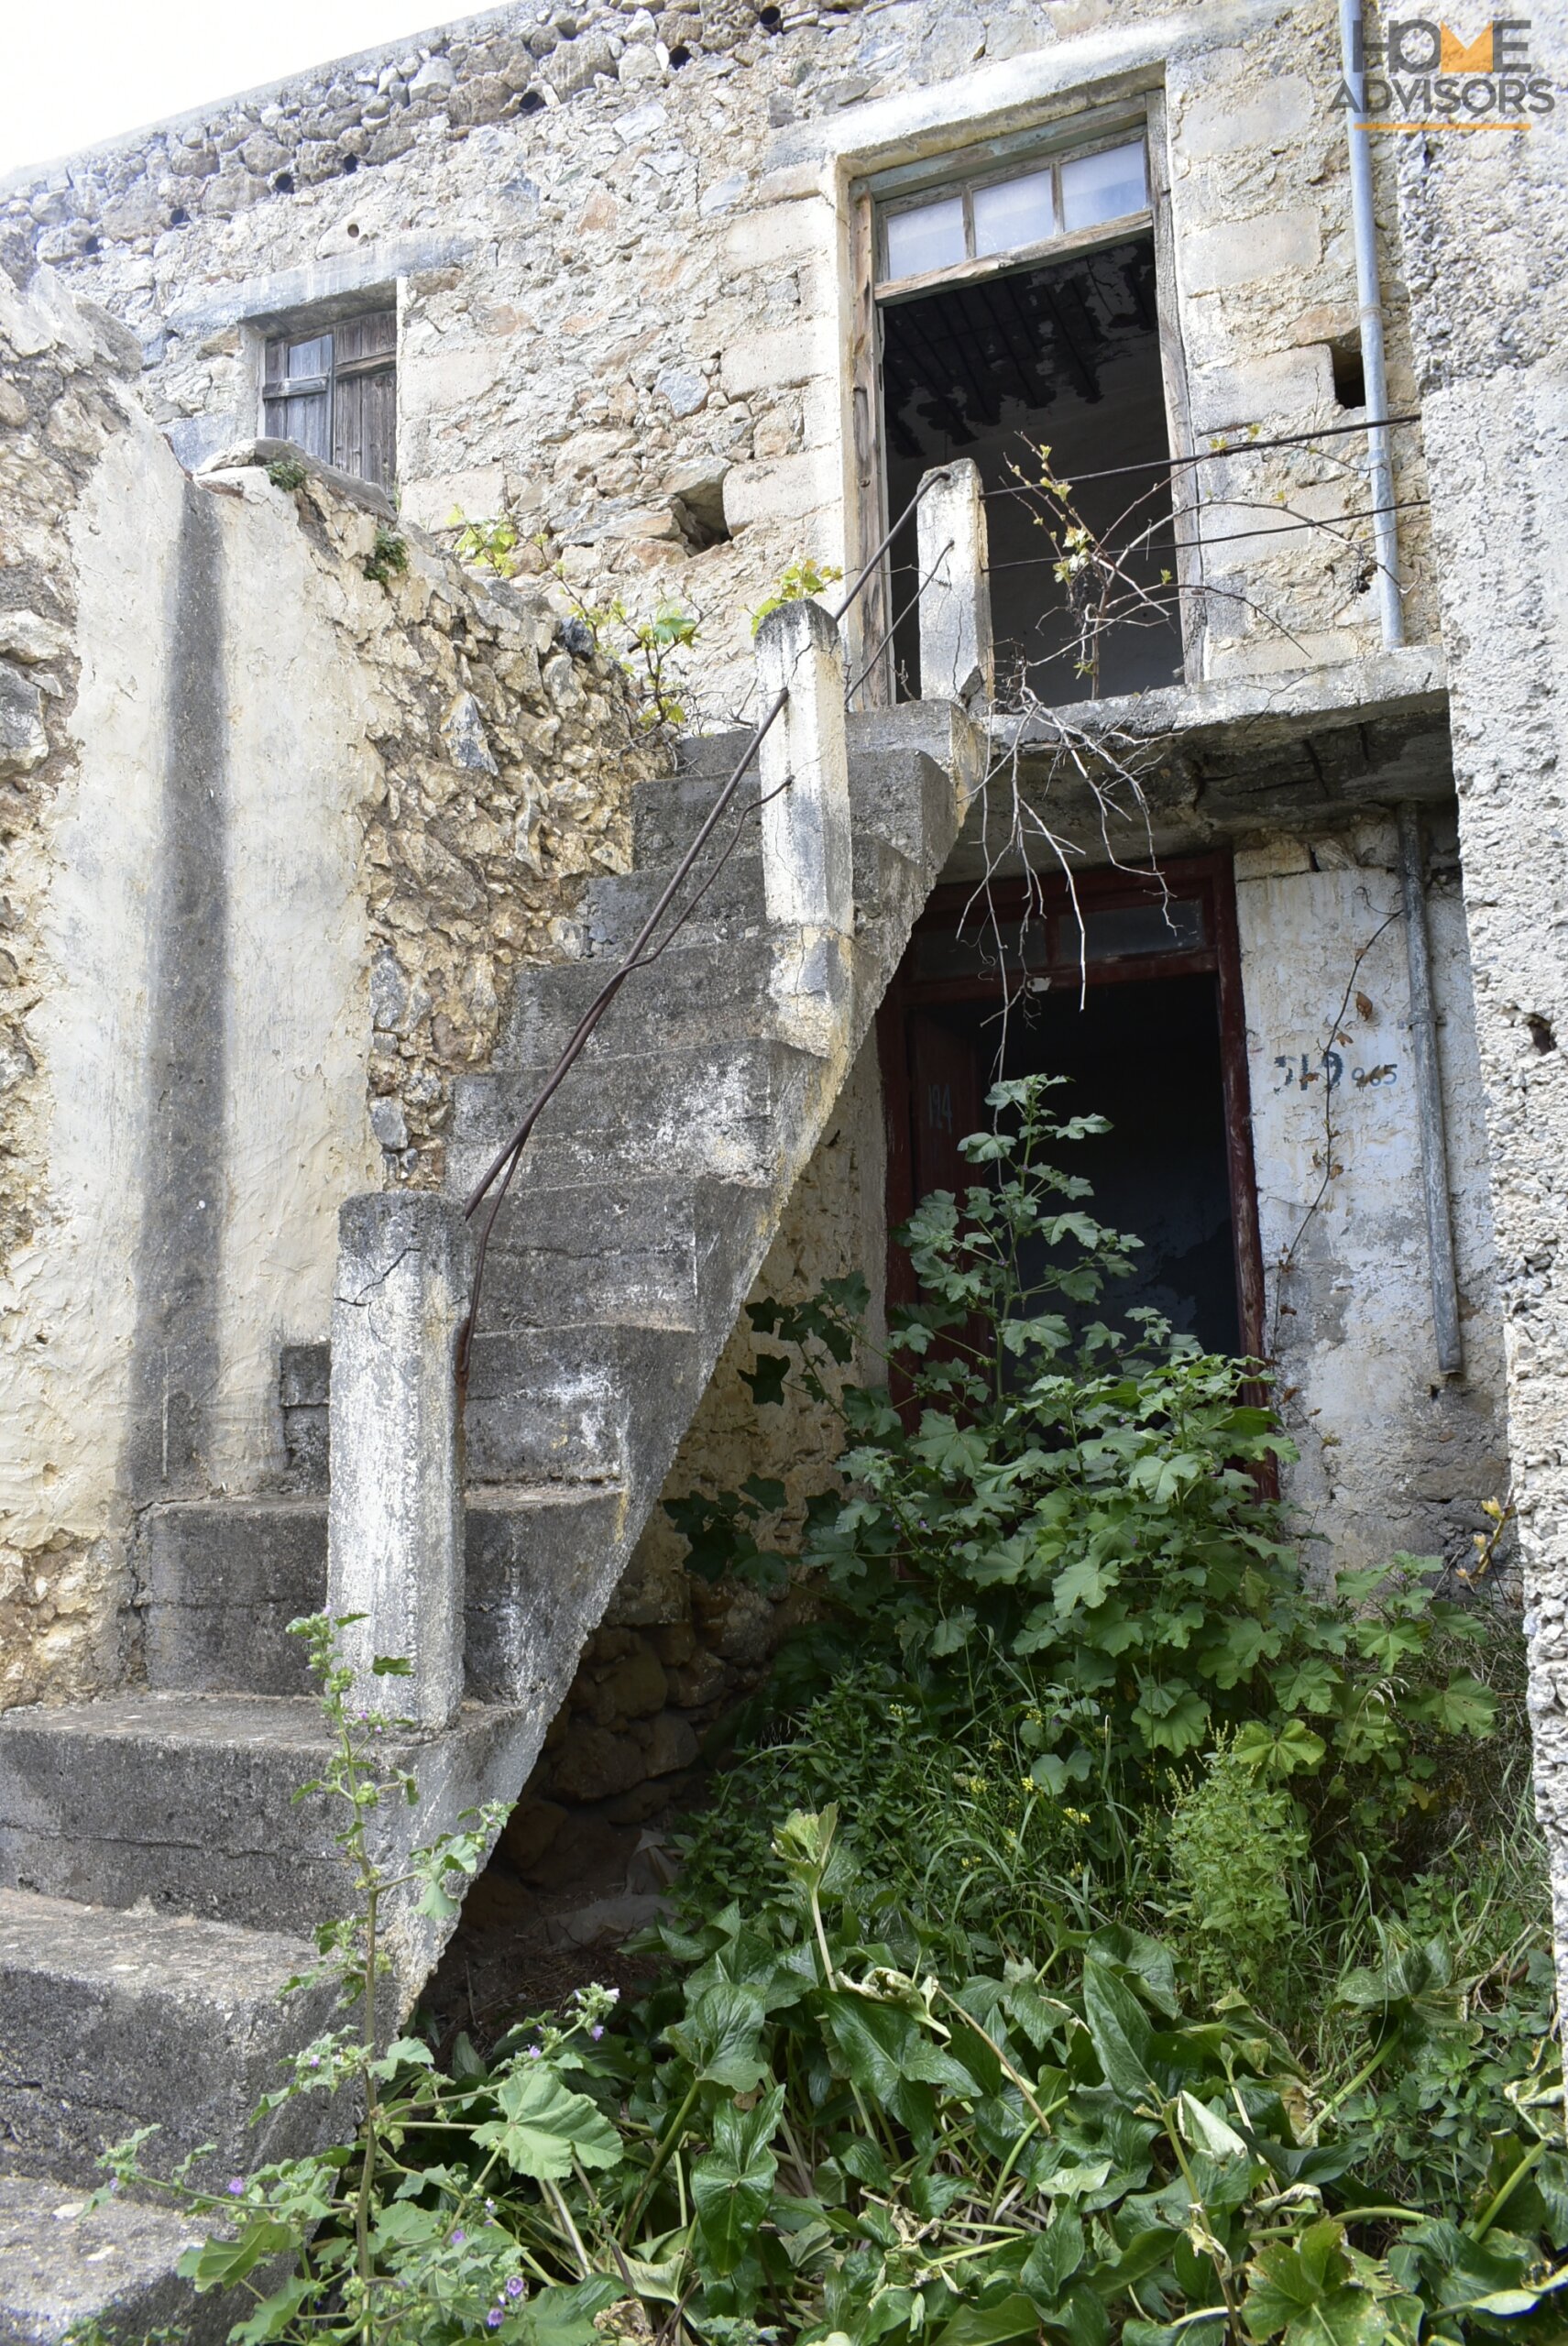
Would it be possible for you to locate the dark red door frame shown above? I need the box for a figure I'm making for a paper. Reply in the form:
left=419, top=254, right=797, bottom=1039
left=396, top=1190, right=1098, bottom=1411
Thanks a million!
left=876, top=853, right=1266, bottom=1359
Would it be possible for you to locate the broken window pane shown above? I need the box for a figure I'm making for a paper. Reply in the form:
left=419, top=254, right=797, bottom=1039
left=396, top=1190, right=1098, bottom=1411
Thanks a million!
left=1059, top=140, right=1147, bottom=232
left=972, top=169, right=1057, bottom=258
left=884, top=195, right=967, bottom=281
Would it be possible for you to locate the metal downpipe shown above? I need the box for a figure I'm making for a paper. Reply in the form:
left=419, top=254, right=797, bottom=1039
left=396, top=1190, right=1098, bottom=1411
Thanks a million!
left=1339, top=0, right=1405, bottom=651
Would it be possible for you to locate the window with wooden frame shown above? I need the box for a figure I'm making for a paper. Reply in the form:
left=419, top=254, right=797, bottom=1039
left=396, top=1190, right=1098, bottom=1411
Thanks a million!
left=847, top=104, right=1198, bottom=709
left=877, top=130, right=1150, bottom=296
left=262, top=310, right=397, bottom=492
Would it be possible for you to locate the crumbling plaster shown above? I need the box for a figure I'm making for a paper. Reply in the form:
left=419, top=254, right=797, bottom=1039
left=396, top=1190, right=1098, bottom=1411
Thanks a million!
left=1236, top=817, right=1507, bottom=1580
left=0, top=266, right=655, bottom=1714
left=1390, top=89, right=1568, bottom=1992
left=5, top=0, right=1435, bottom=708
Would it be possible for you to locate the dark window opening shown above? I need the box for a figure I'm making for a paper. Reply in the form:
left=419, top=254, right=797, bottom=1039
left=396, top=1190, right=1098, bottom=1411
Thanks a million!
left=1330, top=337, right=1366, bottom=410
left=262, top=309, right=397, bottom=492
left=880, top=861, right=1264, bottom=1360
left=881, top=234, right=1182, bottom=705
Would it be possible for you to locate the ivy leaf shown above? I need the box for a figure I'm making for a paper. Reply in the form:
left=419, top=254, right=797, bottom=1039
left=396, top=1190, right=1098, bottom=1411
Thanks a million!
left=691, top=2082, right=784, bottom=2275
left=521, top=2277, right=623, bottom=2346
left=1081, top=1957, right=1157, bottom=2103
left=665, top=1981, right=771, bottom=2092
left=1054, top=1556, right=1116, bottom=1617
left=179, top=2220, right=300, bottom=2289
left=1409, top=1673, right=1496, bottom=1738
left=935, top=2294, right=1042, bottom=2346
left=470, top=2062, right=622, bottom=2180
left=1021, top=2206, right=1086, bottom=2307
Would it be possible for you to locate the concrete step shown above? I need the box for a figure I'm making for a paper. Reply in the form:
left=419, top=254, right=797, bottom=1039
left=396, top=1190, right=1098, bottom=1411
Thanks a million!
left=463, top=1321, right=704, bottom=1487
left=581, top=831, right=911, bottom=959
left=0, top=1888, right=335, bottom=2187
left=0, top=2172, right=211, bottom=2346
left=0, top=1693, right=521, bottom=1935
left=639, top=707, right=973, bottom=873
left=140, top=1485, right=633, bottom=1705
left=449, top=1036, right=817, bottom=1199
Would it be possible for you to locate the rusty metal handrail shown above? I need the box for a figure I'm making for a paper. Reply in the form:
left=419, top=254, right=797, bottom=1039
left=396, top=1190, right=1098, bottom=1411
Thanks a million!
left=455, top=471, right=945, bottom=1387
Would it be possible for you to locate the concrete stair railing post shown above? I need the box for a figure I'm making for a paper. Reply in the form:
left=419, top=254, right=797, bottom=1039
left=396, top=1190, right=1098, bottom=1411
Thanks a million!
left=917, top=458, right=994, bottom=708
left=754, top=596, right=855, bottom=1060
left=325, top=1190, right=474, bottom=1729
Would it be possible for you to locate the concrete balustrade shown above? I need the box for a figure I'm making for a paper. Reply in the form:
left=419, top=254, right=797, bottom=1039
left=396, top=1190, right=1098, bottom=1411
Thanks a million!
left=917, top=458, right=994, bottom=708
left=325, top=1190, right=472, bottom=1730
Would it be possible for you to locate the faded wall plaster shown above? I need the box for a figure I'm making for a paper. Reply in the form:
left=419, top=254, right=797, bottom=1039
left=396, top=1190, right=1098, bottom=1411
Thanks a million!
left=1391, top=87, right=1568, bottom=1996
left=1236, top=820, right=1507, bottom=1577
left=0, top=268, right=656, bottom=1712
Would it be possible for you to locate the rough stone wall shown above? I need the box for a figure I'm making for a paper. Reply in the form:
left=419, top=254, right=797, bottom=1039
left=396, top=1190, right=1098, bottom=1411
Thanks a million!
left=244, top=456, right=663, bottom=1186
left=0, top=263, right=655, bottom=1714
left=1235, top=815, right=1508, bottom=1579
left=1, top=0, right=1436, bottom=706
left=1389, top=71, right=1568, bottom=1991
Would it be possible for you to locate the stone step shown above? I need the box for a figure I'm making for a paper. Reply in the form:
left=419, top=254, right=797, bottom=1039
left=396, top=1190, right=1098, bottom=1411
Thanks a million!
left=140, top=1485, right=633, bottom=1705
left=0, top=1693, right=521, bottom=1935
left=474, top=1171, right=762, bottom=1337
left=463, top=1321, right=705, bottom=1488
left=640, top=707, right=973, bottom=872
left=0, top=1888, right=335, bottom=2187
left=449, top=1035, right=819, bottom=1198
left=0, top=2171, right=212, bottom=2346
left=581, top=831, right=911, bottom=959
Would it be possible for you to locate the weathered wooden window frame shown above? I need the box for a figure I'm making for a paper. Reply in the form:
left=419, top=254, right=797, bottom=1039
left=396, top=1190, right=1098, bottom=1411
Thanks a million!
left=844, top=87, right=1203, bottom=707
left=259, top=302, right=399, bottom=492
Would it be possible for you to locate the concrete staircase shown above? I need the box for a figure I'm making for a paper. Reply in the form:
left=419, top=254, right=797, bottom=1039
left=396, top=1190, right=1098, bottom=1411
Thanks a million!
left=0, top=696, right=978, bottom=2341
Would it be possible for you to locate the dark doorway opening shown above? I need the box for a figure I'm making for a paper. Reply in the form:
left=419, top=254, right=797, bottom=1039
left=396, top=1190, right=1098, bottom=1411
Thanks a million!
left=880, top=235, right=1182, bottom=705
left=880, top=860, right=1265, bottom=1358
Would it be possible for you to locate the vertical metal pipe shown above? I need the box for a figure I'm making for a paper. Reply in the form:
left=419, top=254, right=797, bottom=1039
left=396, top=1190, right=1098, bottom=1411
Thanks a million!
left=1339, top=0, right=1406, bottom=650
left=1398, top=804, right=1463, bottom=1375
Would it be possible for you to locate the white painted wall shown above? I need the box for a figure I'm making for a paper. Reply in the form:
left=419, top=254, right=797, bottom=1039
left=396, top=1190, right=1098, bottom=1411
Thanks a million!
left=1236, top=821, right=1508, bottom=1576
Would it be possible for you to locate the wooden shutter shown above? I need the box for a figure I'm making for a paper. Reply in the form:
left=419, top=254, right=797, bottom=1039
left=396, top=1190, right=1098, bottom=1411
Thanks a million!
left=331, top=311, right=397, bottom=491
left=262, top=332, right=332, bottom=461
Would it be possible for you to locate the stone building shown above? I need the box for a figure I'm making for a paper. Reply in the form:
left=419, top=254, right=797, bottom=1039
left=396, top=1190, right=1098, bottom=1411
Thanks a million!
left=0, top=0, right=1565, bottom=2326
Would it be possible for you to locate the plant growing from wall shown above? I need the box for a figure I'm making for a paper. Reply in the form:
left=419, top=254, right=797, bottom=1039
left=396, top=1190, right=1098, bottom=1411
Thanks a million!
left=449, top=510, right=523, bottom=579
left=748, top=556, right=846, bottom=638
left=363, top=525, right=410, bottom=588
left=553, top=576, right=701, bottom=729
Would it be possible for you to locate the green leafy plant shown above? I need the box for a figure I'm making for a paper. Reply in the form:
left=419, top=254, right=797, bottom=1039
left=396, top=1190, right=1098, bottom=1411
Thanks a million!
left=555, top=581, right=700, bottom=726
left=748, top=556, right=845, bottom=638
left=1167, top=1736, right=1309, bottom=1995
left=267, top=455, right=309, bottom=493
left=92, top=1091, right=1552, bottom=2346
left=450, top=510, right=522, bottom=578
left=735, top=1077, right=1497, bottom=1855
left=363, top=525, right=409, bottom=587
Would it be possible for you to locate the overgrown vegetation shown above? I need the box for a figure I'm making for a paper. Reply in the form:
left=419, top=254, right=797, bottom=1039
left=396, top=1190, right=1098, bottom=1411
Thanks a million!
left=363, top=523, right=410, bottom=587
left=95, top=1080, right=1560, bottom=2346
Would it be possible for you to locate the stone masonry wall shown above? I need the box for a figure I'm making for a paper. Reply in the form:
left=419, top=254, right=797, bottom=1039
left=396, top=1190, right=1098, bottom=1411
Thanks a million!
left=241, top=452, right=664, bottom=1188
left=1389, top=69, right=1568, bottom=1996
left=2, top=0, right=1437, bottom=708
left=0, top=259, right=656, bottom=1715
